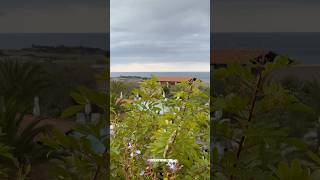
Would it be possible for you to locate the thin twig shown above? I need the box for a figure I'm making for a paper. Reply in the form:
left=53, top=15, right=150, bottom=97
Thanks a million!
left=230, top=73, right=262, bottom=180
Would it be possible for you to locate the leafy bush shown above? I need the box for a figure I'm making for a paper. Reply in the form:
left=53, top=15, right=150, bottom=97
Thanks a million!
left=212, top=56, right=320, bottom=179
left=0, top=143, right=13, bottom=179
left=111, top=77, right=210, bottom=179
left=44, top=69, right=109, bottom=180
left=0, top=60, right=50, bottom=108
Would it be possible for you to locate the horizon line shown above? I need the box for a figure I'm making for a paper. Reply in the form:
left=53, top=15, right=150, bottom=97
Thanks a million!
left=111, top=71, right=210, bottom=73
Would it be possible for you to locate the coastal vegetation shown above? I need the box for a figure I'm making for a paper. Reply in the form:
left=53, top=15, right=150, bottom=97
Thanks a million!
left=212, top=56, right=320, bottom=179
left=0, top=49, right=108, bottom=179
left=3, top=49, right=320, bottom=179
left=110, top=77, right=210, bottom=179
left=0, top=61, right=54, bottom=179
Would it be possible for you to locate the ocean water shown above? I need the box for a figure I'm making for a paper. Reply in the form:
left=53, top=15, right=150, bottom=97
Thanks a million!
left=0, top=33, right=108, bottom=50
left=111, top=72, right=210, bottom=82
left=1, top=33, right=320, bottom=64
left=212, top=32, right=320, bottom=64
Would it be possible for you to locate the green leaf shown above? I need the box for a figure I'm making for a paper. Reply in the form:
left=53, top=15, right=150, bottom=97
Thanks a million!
left=275, top=160, right=311, bottom=180
left=307, top=151, right=320, bottom=166
left=285, top=137, right=308, bottom=150
left=70, top=92, right=87, bottom=104
left=61, top=105, right=84, bottom=118
left=263, top=56, right=289, bottom=77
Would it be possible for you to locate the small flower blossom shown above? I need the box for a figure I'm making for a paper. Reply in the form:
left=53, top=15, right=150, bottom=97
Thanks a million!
left=140, top=170, right=145, bottom=176
left=130, top=152, right=134, bottom=157
left=128, top=142, right=133, bottom=149
left=136, top=150, right=141, bottom=155
left=167, top=159, right=178, bottom=171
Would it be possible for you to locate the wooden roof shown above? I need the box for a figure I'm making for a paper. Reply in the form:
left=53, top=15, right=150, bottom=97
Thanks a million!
left=211, top=49, right=278, bottom=65
left=157, top=76, right=195, bottom=82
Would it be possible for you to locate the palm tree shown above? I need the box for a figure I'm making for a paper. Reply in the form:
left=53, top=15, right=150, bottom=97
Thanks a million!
left=110, top=80, right=135, bottom=98
left=0, top=60, right=53, bottom=177
left=0, top=99, right=52, bottom=164
left=0, top=60, right=50, bottom=108
left=110, top=80, right=135, bottom=116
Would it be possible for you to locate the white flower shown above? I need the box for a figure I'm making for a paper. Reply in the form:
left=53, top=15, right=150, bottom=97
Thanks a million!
left=140, top=170, right=145, bottom=176
left=128, top=142, right=133, bottom=149
left=167, top=159, right=178, bottom=171
left=136, top=150, right=141, bottom=155
left=130, top=152, right=134, bottom=157
left=110, top=125, right=114, bottom=135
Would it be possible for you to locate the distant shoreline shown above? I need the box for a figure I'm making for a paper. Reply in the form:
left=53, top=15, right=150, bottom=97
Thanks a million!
left=111, top=72, right=210, bottom=82
left=0, top=33, right=108, bottom=50
left=0, top=45, right=109, bottom=68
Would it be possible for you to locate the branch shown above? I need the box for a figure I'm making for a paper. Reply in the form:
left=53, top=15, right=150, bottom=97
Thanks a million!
left=163, top=129, right=178, bottom=158
left=230, top=72, right=262, bottom=180
left=237, top=73, right=262, bottom=158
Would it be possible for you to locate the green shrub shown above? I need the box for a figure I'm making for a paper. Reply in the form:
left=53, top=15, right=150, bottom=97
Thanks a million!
left=111, top=77, right=210, bottom=179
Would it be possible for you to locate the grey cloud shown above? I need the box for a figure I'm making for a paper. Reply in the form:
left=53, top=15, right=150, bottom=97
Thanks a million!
left=112, top=0, right=208, bottom=35
left=0, top=1, right=108, bottom=32
left=111, top=0, right=210, bottom=64
left=1, top=0, right=106, bottom=9
left=212, top=1, right=320, bottom=32
left=112, top=35, right=209, bottom=62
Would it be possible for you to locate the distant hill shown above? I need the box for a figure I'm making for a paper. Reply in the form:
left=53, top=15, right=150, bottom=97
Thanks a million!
left=21, top=44, right=109, bottom=55
left=0, top=45, right=109, bottom=65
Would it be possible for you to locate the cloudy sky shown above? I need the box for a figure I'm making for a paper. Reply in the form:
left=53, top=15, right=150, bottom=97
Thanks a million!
left=0, top=0, right=108, bottom=33
left=213, top=0, right=320, bottom=32
left=111, top=0, right=210, bottom=72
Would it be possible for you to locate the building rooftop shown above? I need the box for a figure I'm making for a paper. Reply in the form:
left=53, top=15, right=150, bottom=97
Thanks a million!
left=157, top=76, right=195, bottom=82
left=210, top=49, right=293, bottom=65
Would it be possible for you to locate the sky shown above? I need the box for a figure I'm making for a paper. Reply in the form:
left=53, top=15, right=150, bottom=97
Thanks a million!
left=110, top=0, right=210, bottom=72
left=0, top=0, right=108, bottom=33
left=213, top=0, right=320, bottom=32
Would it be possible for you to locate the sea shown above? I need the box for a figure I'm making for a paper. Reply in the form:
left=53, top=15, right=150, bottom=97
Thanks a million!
left=212, top=32, right=320, bottom=64
left=0, top=33, right=108, bottom=50
left=111, top=72, right=210, bottom=82
left=1, top=33, right=320, bottom=64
